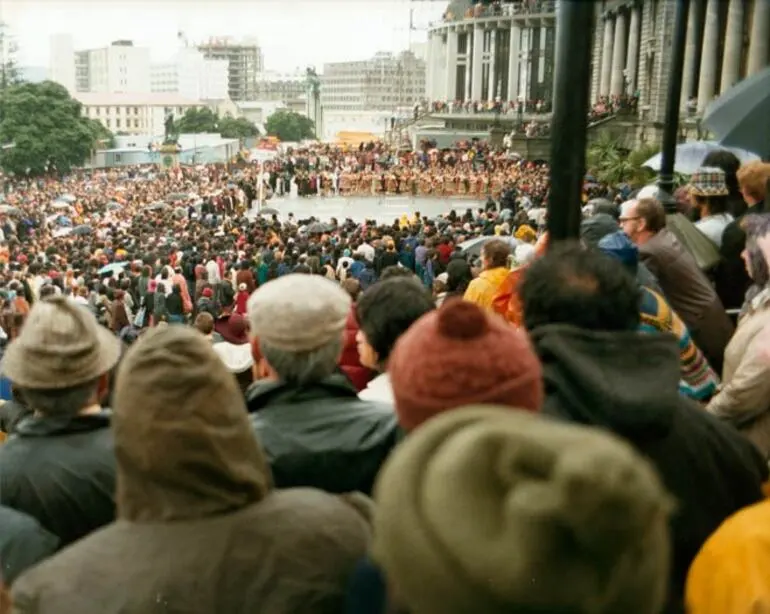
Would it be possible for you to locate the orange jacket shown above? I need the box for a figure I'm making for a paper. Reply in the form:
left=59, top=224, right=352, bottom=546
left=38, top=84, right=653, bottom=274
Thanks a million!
left=492, top=233, right=549, bottom=327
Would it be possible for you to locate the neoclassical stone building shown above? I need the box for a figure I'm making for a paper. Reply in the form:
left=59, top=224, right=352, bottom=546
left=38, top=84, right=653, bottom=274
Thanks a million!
left=590, top=0, right=769, bottom=121
left=426, top=0, right=769, bottom=123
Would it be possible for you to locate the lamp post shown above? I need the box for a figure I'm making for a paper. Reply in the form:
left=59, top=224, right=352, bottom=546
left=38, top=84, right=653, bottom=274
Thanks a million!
left=657, top=0, right=691, bottom=204
left=547, top=0, right=594, bottom=242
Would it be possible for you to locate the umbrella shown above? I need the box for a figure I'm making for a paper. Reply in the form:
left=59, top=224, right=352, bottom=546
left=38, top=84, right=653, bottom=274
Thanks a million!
left=0, top=204, right=21, bottom=216
left=59, top=194, right=77, bottom=203
left=703, top=66, right=770, bottom=159
left=172, top=207, right=187, bottom=219
left=72, top=225, right=93, bottom=236
left=106, top=202, right=121, bottom=211
left=458, top=236, right=495, bottom=258
left=165, top=192, right=188, bottom=202
left=51, top=201, right=72, bottom=210
left=98, top=261, right=129, bottom=276
left=259, top=207, right=279, bottom=216
left=642, top=141, right=760, bottom=175
left=305, top=222, right=332, bottom=234
left=146, top=202, right=170, bottom=211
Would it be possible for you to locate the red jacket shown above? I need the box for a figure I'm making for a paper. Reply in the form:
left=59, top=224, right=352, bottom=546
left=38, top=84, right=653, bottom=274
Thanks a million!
left=338, top=307, right=376, bottom=392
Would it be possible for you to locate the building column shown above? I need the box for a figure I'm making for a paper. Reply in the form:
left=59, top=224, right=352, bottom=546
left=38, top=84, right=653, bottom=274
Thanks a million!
left=599, top=13, right=615, bottom=96
left=680, top=1, right=700, bottom=112
left=625, top=3, right=641, bottom=94
left=697, top=0, right=720, bottom=113
left=507, top=25, right=521, bottom=101
left=471, top=25, right=484, bottom=100
left=721, top=0, right=744, bottom=93
left=445, top=28, right=458, bottom=101
left=488, top=29, right=497, bottom=101
left=610, top=8, right=627, bottom=96
left=747, top=0, right=770, bottom=76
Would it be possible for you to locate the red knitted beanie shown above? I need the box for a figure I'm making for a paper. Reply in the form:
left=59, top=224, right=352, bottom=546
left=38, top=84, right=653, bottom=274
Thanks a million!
left=388, top=298, right=543, bottom=431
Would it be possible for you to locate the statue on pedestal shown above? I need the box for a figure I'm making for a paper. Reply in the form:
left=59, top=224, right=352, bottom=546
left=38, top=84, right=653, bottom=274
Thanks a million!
left=163, top=112, right=177, bottom=145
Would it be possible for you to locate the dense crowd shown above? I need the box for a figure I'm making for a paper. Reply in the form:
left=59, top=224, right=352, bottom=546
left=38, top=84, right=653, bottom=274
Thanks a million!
left=0, top=144, right=769, bottom=613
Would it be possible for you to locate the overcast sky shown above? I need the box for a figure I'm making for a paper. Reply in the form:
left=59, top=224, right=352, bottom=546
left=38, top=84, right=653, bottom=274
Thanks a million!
left=2, top=0, right=445, bottom=71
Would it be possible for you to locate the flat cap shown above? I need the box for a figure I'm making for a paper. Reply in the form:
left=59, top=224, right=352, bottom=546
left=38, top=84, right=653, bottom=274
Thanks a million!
left=247, top=274, right=351, bottom=352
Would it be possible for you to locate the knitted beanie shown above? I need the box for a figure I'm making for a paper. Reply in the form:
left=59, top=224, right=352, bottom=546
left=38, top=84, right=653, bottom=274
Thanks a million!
left=373, top=406, right=673, bottom=614
left=388, top=299, right=542, bottom=431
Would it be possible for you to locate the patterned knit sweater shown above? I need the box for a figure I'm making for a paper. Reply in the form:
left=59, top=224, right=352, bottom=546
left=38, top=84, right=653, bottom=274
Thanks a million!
left=639, top=287, right=720, bottom=401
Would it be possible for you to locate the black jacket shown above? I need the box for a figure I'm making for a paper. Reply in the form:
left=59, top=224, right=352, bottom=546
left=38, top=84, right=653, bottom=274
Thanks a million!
left=530, top=325, right=767, bottom=610
left=0, top=505, right=58, bottom=585
left=248, top=375, right=400, bottom=495
left=0, top=413, right=116, bottom=548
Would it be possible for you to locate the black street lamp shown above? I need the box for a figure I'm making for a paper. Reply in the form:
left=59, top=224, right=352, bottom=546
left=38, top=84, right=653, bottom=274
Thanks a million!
left=547, top=0, right=594, bottom=242
left=657, top=0, right=691, bottom=202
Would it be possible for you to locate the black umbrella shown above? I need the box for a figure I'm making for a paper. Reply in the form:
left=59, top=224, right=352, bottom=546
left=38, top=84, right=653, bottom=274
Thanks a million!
left=305, top=222, right=329, bottom=234
left=703, top=66, right=770, bottom=159
left=72, top=225, right=93, bottom=236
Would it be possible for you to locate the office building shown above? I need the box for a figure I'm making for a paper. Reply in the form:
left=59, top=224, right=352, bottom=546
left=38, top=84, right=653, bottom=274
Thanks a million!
left=151, top=48, right=229, bottom=101
left=321, top=50, right=426, bottom=112
left=197, top=37, right=263, bottom=101
left=75, top=92, right=202, bottom=136
left=69, top=40, right=151, bottom=94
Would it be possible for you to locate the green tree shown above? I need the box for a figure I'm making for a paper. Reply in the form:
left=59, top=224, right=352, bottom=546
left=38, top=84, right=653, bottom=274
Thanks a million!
left=265, top=109, right=315, bottom=142
left=0, top=81, right=107, bottom=175
left=218, top=114, right=259, bottom=139
left=174, top=107, right=219, bottom=134
left=87, top=118, right=115, bottom=149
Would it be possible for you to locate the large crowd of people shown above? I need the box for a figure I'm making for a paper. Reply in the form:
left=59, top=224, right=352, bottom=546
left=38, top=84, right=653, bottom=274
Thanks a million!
left=0, top=141, right=769, bottom=613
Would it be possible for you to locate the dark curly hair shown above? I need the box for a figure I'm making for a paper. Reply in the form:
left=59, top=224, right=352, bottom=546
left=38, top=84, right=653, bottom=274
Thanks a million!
left=521, top=242, right=641, bottom=332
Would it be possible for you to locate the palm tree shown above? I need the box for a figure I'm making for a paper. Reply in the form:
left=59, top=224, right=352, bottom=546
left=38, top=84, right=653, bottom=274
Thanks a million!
left=588, top=134, right=661, bottom=188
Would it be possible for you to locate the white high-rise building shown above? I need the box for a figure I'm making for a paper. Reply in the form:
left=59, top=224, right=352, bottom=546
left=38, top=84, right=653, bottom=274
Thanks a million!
left=49, top=34, right=76, bottom=93
left=151, top=48, right=229, bottom=101
left=50, top=39, right=151, bottom=94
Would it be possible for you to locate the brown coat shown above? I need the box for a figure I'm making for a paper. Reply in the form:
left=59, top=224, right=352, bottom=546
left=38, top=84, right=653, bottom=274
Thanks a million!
left=639, top=228, right=733, bottom=373
left=11, top=328, right=371, bottom=614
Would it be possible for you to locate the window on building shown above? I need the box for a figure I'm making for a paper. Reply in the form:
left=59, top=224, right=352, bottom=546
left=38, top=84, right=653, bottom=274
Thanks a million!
left=116, top=119, right=121, bottom=128
left=106, top=119, right=111, bottom=128
left=134, top=107, right=139, bottom=115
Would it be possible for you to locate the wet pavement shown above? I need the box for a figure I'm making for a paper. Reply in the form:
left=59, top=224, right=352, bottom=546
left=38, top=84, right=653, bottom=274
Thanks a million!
left=249, top=194, right=485, bottom=224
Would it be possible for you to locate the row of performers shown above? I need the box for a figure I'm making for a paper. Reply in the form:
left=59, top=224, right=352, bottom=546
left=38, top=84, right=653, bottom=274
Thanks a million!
left=291, top=170, right=511, bottom=198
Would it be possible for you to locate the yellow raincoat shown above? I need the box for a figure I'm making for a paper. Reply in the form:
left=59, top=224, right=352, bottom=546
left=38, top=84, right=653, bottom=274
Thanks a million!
left=463, top=267, right=510, bottom=310
left=686, top=500, right=770, bottom=614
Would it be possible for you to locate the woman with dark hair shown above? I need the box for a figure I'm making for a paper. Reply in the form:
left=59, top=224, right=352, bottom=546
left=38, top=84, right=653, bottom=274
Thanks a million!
left=445, top=258, right=473, bottom=298
left=166, top=285, right=185, bottom=324
left=702, top=150, right=747, bottom=218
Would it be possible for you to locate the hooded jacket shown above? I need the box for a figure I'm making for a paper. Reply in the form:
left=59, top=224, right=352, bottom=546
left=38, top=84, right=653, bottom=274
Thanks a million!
left=531, top=324, right=767, bottom=609
left=12, top=328, right=372, bottom=614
